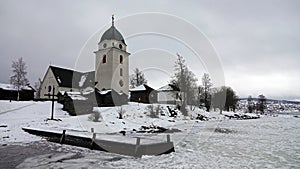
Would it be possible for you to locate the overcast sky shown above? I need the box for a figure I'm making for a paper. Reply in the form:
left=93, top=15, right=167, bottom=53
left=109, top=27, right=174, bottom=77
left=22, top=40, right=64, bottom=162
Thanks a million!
left=0, top=0, right=299, bottom=100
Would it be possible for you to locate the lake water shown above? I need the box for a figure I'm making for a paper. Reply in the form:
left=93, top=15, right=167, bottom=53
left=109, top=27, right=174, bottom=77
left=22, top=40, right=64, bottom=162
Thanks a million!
left=16, top=114, right=300, bottom=168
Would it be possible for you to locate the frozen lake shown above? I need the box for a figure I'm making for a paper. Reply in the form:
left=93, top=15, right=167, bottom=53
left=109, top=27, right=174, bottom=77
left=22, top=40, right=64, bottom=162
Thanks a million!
left=16, top=114, right=300, bottom=168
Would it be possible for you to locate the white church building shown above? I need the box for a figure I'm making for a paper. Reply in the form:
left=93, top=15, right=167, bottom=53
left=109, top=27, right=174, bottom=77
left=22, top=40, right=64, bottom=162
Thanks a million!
left=39, top=16, right=180, bottom=105
left=39, top=16, right=130, bottom=99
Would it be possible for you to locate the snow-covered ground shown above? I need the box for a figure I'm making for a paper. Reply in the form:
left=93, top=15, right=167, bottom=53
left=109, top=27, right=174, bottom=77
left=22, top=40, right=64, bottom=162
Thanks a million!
left=0, top=100, right=299, bottom=168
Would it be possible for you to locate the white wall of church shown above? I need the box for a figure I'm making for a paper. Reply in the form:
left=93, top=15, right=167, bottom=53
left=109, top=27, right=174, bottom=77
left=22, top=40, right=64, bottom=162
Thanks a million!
left=39, top=68, right=79, bottom=99
left=39, top=68, right=59, bottom=99
left=95, top=47, right=113, bottom=90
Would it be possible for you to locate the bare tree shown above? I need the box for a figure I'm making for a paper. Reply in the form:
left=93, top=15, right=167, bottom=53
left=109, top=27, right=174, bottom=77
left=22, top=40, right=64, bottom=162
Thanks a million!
left=130, top=68, right=147, bottom=88
left=171, top=53, right=198, bottom=116
left=10, top=57, right=29, bottom=101
left=202, top=73, right=212, bottom=111
left=34, top=78, right=42, bottom=99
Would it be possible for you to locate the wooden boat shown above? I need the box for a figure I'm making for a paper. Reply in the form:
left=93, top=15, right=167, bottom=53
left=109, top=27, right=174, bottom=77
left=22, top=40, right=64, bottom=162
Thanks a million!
left=22, top=127, right=175, bottom=157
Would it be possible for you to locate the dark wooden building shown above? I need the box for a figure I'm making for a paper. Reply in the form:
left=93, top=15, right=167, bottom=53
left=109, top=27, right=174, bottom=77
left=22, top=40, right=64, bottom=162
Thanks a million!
left=61, top=88, right=128, bottom=116
left=130, top=84, right=157, bottom=103
left=62, top=92, right=93, bottom=116
left=94, top=89, right=128, bottom=107
left=0, top=83, right=35, bottom=101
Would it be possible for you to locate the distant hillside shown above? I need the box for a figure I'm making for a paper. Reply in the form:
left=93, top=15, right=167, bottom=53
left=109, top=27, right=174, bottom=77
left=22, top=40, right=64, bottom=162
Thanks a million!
left=239, top=98, right=300, bottom=104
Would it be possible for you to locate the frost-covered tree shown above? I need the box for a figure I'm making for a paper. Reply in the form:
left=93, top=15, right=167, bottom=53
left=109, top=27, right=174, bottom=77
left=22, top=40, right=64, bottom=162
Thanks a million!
left=247, top=95, right=254, bottom=113
left=197, top=86, right=204, bottom=107
left=212, top=86, right=239, bottom=112
left=10, top=57, right=29, bottom=101
left=257, top=94, right=267, bottom=114
left=202, top=73, right=212, bottom=111
left=211, top=87, right=226, bottom=113
left=130, top=68, right=147, bottom=88
left=224, top=86, right=238, bottom=112
left=171, top=53, right=198, bottom=115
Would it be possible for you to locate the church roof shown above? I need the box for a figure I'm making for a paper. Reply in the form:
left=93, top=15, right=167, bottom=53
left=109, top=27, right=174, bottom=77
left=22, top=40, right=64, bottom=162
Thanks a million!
left=49, top=66, right=95, bottom=89
left=99, top=16, right=126, bottom=44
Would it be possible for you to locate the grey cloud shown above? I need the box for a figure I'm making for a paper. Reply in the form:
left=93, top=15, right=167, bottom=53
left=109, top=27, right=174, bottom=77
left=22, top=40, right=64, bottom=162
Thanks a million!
left=0, top=0, right=299, bottom=100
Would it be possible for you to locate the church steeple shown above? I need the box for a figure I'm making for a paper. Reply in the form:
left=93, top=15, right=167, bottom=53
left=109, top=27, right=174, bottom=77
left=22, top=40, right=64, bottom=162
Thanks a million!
left=95, top=16, right=130, bottom=96
left=99, top=15, right=126, bottom=44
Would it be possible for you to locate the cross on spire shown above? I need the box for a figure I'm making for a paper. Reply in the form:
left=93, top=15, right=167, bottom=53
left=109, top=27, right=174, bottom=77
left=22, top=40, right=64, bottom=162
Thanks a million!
left=112, top=14, right=114, bottom=26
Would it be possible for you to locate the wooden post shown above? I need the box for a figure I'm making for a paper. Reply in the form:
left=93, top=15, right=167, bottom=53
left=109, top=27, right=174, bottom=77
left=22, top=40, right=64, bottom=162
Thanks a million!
left=90, top=133, right=96, bottom=149
left=60, top=130, right=66, bottom=144
left=44, top=85, right=57, bottom=120
left=166, top=134, right=170, bottom=143
left=136, top=137, right=140, bottom=146
left=51, top=86, right=55, bottom=120
left=134, top=137, right=141, bottom=157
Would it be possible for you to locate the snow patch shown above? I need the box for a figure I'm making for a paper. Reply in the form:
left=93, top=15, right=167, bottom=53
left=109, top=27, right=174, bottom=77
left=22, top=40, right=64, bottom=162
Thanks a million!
left=57, top=76, right=61, bottom=84
left=99, top=89, right=111, bottom=95
left=78, top=74, right=87, bottom=87
left=130, top=85, right=146, bottom=91
left=0, top=83, right=32, bottom=91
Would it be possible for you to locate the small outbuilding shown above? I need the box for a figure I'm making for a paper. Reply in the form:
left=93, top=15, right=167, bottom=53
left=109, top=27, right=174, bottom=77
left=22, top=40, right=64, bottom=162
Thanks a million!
left=62, top=92, right=93, bottom=116
left=0, top=83, right=35, bottom=101
left=130, top=84, right=157, bottom=103
left=57, top=91, right=66, bottom=104
left=157, top=84, right=181, bottom=105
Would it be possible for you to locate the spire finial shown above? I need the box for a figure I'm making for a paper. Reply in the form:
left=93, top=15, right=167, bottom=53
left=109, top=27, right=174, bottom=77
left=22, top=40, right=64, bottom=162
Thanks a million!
left=112, top=14, right=114, bottom=26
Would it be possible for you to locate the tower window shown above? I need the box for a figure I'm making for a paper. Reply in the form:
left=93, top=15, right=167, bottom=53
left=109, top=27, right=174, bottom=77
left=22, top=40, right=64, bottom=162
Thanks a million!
left=119, top=44, right=123, bottom=49
left=120, top=55, right=123, bottom=64
left=120, top=68, right=123, bottom=76
left=119, top=80, right=124, bottom=87
left=102, top=55, right=106, bottom=63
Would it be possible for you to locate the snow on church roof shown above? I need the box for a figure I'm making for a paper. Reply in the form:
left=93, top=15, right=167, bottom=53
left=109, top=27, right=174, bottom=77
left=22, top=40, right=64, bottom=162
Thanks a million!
left=78, top=74, right=87, bottom=87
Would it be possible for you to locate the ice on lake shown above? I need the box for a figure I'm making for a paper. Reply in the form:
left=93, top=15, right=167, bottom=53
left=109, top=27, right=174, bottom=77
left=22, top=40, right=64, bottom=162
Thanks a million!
left=17, top=114, right=300, bottom=168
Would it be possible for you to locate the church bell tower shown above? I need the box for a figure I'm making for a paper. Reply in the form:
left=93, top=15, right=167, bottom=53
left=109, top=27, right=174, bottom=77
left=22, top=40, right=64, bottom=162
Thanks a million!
left=94, top=15, right=130, bottom=96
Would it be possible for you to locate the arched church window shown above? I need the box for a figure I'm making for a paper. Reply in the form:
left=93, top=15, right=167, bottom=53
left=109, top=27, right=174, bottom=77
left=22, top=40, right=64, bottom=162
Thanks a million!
left=120, top=68, right=123, bottom=76
left=48, top=85, right=52, bottom=93
left=103, top=43, right=107, bottom=48
left=119, top=44, right=123, bottom=49
left=102, top=55, right=106, bottom=63
left=120, top=55, right=123, bottom=64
